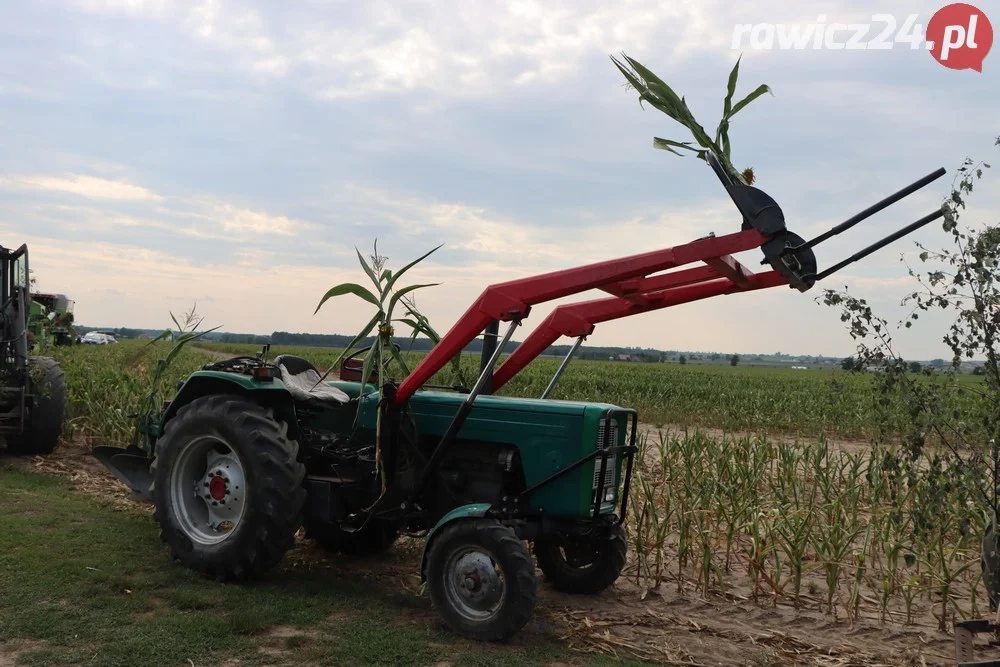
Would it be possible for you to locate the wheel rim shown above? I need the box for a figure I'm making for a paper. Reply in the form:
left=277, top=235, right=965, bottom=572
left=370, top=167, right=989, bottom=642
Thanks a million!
left=443, top=545, right=507, bottom=622
left=168, top=435, right=247, bottom=546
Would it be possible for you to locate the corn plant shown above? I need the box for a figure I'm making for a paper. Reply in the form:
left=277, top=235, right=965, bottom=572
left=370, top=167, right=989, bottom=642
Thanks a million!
left=134, top=304, right=218, bottom=453
left=611, top=53, right=771, bottom=185
left=313, top=240, right=442, bottom=501
left=313, top=241, right=442, bottom=389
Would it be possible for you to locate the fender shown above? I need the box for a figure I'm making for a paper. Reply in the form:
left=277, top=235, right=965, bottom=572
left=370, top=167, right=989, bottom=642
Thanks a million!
left=419, top=503, right=492, bottom=581
left=158, top=370, right=300, bottom=442
left=94, top=370, right=302, bottom=499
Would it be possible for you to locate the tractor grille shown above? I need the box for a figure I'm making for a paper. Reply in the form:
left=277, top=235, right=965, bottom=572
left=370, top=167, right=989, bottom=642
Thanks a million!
left=593, top=419, right=618, bottom=490
left=593, top=454, right=616, bottom=489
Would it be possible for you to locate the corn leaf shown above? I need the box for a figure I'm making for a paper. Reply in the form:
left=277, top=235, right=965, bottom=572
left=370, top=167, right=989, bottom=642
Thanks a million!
left=388, top=343, right=411, bottom=376
left=729, top=84, right=773, bottom=119
left=723, top=57, right=741, bottom=123
left=356, top=247, right=380, bottom=290
left=360, top=339, right=380, bottom=396
left=381, top=244, right=442, bottom=298
left=653, top=138, right=701, bottom=156
left=314, top=283, right=380, bottom=314
left=386, top=283, right=440, bottom=321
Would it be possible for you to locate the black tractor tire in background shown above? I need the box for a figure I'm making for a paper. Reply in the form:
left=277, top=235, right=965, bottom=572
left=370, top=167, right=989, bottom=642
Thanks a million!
left=6, top=357, right=66, bottom=456
left=305, top=516, right=400, bottom=556
left=150, top=394, right=306, bottom=582
left=425, top=519, right=537, bottom=642
left=533, top=523, right=628, bottom=595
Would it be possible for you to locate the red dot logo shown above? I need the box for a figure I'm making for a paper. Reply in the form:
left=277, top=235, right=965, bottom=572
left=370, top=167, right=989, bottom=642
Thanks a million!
left=927, top=3, right=993, bottom=72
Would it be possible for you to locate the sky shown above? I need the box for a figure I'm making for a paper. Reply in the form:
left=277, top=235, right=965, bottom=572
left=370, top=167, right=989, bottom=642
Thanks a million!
left=1, top=0, right=997, bottom=359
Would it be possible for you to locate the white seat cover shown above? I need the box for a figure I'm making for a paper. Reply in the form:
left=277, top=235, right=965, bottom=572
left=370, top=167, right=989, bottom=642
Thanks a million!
left=277, top=363, right=350, bottom=405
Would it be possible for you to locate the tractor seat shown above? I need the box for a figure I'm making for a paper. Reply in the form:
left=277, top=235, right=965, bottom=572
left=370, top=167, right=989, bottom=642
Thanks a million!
left=272, top=355, right=350, bottom=405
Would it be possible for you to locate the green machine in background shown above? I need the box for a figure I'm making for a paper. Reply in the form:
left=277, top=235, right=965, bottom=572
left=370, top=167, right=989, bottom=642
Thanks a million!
left=29, top=292, right=75, bottom=351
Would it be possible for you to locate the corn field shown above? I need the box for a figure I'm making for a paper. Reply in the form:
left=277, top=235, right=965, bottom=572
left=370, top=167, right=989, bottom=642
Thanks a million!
left=51, top=341, right=213, bottom=446
left=206, top=342, right=989, bottom=443
left=628, top=429, right=991, bottom=630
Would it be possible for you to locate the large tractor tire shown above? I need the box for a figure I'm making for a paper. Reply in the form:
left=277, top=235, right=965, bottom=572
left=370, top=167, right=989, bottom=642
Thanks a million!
left=6, top=357, right=66, bottom=456
left=533, top=523, right=627, bottom=595
left=150, top=394, right=306, bottom=582
left=305, top=515, right=400, bottom=556
left=425, top=519, right=537, bottom=642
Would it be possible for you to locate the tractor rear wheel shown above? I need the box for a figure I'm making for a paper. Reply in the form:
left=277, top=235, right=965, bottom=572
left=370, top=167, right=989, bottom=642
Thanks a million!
left=533, top=523, right=627, bottom=595
left=425, top=519, right=536, bottom=642
left=150, top=395, right=306, bottom=581
left=305, top=516, right=400, bottom=556
left=6, top=357, right=66, bottom=456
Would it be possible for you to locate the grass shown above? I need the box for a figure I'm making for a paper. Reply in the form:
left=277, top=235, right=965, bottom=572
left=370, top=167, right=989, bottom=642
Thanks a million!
left=0, top=465, right=641, bottom=667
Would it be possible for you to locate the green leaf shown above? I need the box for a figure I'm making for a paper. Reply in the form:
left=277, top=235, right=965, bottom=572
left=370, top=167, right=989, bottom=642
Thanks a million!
left=652, top=137, right=700, bottom=156
left=389, top=343, right=411, bottom=376
left=723, top=55, right=741, bottom=119
left=728, top=84, right=773, bottom=119
left=381, top=244, right=442, bottom=298
left=396, top=316, right=437, bottom=342
left=314, top=283, right=380, bottom=314
left=146, top=329, right=173, bottom=346
left=356, top=247, right=381, bottom=291
left=386, top=283, right=439, bottom=321
left=360, top=339, right=380, bottom=393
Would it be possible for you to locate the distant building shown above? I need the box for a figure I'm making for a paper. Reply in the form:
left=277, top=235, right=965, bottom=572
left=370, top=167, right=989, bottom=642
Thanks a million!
left=617, top=354, right=631, bottom=361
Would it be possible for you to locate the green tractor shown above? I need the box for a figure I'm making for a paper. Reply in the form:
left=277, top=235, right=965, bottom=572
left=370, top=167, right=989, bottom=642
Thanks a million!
left=91, top=150, right=947, bottom=641
left=0, top=244, right=67, bottom=456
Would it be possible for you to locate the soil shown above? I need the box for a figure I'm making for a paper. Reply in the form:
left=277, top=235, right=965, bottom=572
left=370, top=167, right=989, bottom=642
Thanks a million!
left=0, top=640, right=49, bottom=667
left=6, top=436, right=995, bottom=666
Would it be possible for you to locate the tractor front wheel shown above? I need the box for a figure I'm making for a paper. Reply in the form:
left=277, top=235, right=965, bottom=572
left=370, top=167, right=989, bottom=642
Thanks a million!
left=425, top=520, right=537, bottom=642
left=150, top=395, right=306, bottom=581
left=533, top=523, right=627, bottom=595
left=6, top=357, right=66, bottom=456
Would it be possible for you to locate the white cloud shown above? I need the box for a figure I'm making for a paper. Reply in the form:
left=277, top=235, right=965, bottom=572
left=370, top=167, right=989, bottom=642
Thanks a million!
left=213, top=203, right=299, bottom=236
left=0, top=174, right=164, bottom=201
left=73, top=0, right=172, bottom=16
